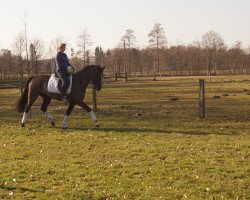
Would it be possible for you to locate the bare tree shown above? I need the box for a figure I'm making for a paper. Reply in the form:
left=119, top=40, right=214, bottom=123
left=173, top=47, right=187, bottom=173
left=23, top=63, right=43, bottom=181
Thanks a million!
left=141, top=48, right=154, bottom=76
left=122, top=29, right=137, bottom=49
left=121, top=29, right=137, bottom=74
left=29, top=44, right=36, bottom=75
left=30, top=38, right=44, bottom=75
left=12, top=32, right=25, bottom=93
left=200, top=30, right=225, bottom=79
left=95, top=46, right=104, bottom=65
left=22, top=12, right=31, bottom=76
left=109, top=47, right=124, bottom=76
left=31, top=38, right=44, bottom=58
left=229, top=41, right=244, bottom=71
left=0, top=49, right=12, bottom=80
left=148, top=22, right=167, bottom=73
left=77, top=29, right=92, bottom=66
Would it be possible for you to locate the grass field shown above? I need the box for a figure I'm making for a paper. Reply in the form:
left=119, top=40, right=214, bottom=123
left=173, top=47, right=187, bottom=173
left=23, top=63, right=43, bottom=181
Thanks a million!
left=0, top=75, right=249, bottom=199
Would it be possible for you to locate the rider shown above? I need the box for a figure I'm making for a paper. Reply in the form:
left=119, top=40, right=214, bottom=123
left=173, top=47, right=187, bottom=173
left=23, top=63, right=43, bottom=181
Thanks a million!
left=56, top=43, right=73, bottom=101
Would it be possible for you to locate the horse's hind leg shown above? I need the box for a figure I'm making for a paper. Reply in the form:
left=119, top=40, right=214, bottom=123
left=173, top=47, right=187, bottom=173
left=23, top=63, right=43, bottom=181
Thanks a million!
left=21, top=91, right=39, bottom=127
left=41, top=95, right=55, bottom=126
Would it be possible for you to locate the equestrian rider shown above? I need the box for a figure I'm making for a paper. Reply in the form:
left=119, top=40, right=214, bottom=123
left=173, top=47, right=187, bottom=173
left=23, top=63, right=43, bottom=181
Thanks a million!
left=56, top=43, right=73, bottom=101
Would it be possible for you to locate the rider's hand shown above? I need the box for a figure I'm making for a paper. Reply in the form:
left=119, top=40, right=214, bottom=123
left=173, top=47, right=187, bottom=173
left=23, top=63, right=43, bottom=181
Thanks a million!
left=67, top=66, right=74, bottom=73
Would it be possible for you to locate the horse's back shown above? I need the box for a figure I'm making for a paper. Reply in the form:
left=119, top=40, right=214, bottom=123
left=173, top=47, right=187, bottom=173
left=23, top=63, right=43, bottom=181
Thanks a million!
left=26, top=75, right=50, bottom=94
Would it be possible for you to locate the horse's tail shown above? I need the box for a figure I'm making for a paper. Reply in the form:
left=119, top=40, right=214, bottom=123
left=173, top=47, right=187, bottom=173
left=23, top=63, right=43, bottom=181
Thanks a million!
left=15, top=77, right=33, bottom=113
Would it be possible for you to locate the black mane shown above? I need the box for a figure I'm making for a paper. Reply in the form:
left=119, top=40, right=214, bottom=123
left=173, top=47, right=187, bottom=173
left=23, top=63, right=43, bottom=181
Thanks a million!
left=77, top=65, right=101, bottom=74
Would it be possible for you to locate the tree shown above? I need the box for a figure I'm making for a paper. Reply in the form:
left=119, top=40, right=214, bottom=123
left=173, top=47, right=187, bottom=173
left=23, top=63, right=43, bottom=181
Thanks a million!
left=77, top=29, right=92, bottom=66
left=122, top=29, right=137, bottom=49
left=103, top=49, right=113, bottom=75
left=70, top=48, right=75, bottom=58
left=227, top=41, right=245, bottom=71
left=95, top=46, right=104, bottom=65
left=186, top=45, right=206, bottom=75
left=148, top=22, right=167, bottom=73
left=200, top=30, right=225, bottom=79
left=130, top=48, right=141, bottom=73
left=121, top=29, right=137, bottom=74
left=21, top=12, right=30, bottom=77
left=86, top=50, right=91, bottom=65
left=141, top=48, right=155, bottom=76
left=31, top=38, right=44, bottom=58
left=110, top=47, right=124, bottom=76
left=30, top=38, right=44, bottom=75
left=29, top=44, right=36, bottom=75
left=12, top=32, right=25, bottom=93
left=0, top=49, right=12, bottom=80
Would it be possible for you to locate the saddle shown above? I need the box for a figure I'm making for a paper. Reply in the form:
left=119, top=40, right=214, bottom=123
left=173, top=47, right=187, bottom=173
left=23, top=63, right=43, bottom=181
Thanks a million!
left=53, top=73, right=63, bottom=91
left=48, top=73, right=73, bottom=94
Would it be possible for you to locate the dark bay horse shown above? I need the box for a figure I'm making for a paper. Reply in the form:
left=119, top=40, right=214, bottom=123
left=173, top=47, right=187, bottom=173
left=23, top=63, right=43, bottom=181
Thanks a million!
left=16, top=65, right=105, bottom=128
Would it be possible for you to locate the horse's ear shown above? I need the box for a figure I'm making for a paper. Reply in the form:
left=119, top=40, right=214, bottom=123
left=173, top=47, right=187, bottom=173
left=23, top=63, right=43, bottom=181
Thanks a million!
left=101, top=66, right=106, bottom=70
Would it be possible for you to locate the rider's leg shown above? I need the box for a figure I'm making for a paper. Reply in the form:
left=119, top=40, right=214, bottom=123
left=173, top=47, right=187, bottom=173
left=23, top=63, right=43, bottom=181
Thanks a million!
left=62, top=76, right=70, bottom=96
left=56, top=69, right=69, bottom=100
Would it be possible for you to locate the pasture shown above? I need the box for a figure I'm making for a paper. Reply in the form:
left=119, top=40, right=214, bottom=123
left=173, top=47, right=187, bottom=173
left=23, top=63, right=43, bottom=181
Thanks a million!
left=0, top=75, right=249, bottom=199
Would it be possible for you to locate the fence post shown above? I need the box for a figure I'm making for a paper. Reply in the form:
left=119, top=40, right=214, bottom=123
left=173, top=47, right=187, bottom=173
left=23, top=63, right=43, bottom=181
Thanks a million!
left=125, top=71, right=128, bottom=82
left=92, top=84, right=97, bottom=112
left=199, top=79, right=205, bottom=118
left=115, top=73, right=118, bottom=82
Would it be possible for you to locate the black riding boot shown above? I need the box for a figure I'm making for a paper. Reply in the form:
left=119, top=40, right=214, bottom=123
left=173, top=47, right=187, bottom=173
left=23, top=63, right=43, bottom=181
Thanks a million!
left=56, top=69, right=70, bottom=102
left=60, top=93, right=67, bottom=101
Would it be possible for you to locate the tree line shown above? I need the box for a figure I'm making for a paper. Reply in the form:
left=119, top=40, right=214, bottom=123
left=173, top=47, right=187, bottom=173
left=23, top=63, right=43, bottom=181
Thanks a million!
left=0, top=22, right=250, bottom=83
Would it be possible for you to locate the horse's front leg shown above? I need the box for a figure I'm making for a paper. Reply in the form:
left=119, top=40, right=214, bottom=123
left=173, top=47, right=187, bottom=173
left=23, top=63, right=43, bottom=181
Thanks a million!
left=79, top=101, right=100, bottom=127
left=62, top=103, right=75, bottom=128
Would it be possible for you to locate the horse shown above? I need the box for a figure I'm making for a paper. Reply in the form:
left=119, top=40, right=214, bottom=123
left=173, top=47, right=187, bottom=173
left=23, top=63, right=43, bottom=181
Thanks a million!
left=15, top=65, right=105, bottom=128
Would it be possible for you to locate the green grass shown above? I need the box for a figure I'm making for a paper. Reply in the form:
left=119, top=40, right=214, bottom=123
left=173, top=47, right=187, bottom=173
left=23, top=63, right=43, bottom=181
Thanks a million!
left=0, top=75, right=249, bottom=199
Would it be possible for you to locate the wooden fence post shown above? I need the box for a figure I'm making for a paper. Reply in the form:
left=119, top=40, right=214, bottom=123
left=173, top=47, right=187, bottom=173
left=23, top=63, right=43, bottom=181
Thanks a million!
left=115, top=73, right=118, bottom=82
left=92, top=84, right=97, bottom=112
left=125, top=71, right=128, bottom=82
left=199, top=79, right=205, bottom=118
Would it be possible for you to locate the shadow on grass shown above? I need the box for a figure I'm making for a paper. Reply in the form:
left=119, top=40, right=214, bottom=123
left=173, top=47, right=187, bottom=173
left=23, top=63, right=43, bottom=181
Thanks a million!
left=0, top=183, right=42, bottom=193
left=67, top=126, right=235, bottom=136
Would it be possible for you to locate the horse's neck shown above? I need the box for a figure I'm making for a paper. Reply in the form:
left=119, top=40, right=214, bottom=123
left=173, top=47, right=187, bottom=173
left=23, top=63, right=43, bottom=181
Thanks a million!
left=76, top=69, right=92, bottom=89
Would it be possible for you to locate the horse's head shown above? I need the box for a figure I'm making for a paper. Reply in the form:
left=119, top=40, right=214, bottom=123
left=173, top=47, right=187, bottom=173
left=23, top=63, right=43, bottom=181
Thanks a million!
left=91, top=65, right=105, bottom=91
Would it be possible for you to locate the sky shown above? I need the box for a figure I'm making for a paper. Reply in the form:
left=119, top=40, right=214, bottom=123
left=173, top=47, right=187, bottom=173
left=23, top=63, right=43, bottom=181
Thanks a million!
left=0, top=0, right=250, bottom=54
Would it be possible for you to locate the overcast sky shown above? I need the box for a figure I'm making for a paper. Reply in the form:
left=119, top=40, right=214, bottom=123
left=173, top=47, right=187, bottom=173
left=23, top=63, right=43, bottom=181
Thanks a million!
left=0, top=0, right=250, bottom=53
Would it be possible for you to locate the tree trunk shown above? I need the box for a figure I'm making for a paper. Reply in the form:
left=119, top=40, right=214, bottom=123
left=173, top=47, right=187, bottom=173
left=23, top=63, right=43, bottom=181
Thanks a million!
left=157, top=47, right=160, bottom=73
left=208, top=57, right=212, bottom=82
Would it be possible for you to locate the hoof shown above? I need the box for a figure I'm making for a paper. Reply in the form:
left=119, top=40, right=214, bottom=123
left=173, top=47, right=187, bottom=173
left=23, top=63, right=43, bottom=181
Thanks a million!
left=51, top=121, right=55, bottom=127
left=94, top=120, right=100, bottom=128
left=21, top=123, right=25, bottom=127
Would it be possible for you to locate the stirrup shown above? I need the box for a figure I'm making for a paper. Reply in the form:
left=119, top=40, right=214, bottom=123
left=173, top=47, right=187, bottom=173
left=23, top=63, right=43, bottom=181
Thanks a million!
left=61, top=94, right=67, bottom=101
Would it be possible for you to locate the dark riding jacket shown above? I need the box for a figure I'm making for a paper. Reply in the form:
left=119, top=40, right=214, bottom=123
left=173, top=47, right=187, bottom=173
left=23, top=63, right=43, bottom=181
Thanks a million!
left=55, top=52, right=71, bottom=95
left=56, top=52, right=71, bottom=70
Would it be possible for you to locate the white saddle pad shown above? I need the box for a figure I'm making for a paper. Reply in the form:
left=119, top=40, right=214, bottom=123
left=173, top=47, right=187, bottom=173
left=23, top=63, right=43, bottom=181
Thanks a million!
left=47, top=73, right=72, bottom=94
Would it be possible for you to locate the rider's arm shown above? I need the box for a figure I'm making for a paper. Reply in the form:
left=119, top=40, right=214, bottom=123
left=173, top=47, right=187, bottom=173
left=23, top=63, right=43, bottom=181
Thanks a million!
left=66, top=55, right=72, bottom=67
